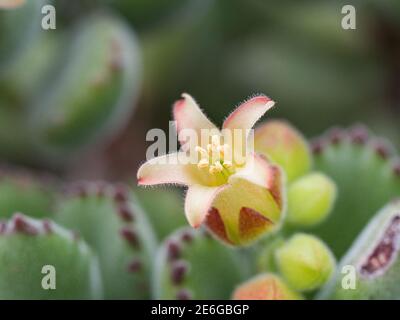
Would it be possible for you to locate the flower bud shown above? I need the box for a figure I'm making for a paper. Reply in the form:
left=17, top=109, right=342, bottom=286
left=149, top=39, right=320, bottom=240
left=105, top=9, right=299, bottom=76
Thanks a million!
left=255, top=120, right=312, bottom=182
left=287, top=172, right=337, bottom=227
left=276, top=233, right=335, bottom=291
left=232, top=273, right=302, bottom=300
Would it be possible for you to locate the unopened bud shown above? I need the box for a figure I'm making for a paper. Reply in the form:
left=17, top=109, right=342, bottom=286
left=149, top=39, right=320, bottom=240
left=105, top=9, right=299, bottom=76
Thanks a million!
left=255, top=120, right=312, bottom=182
left=276, top=233, right=336, bottom=291
left=287, top=172, right=337, bottom=227
left=233, top=273, right=302, bottom=300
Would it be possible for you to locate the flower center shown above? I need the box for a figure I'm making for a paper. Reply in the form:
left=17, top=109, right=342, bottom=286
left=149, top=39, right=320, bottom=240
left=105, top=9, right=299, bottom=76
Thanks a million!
left=195, top=135, right=234, bottom=176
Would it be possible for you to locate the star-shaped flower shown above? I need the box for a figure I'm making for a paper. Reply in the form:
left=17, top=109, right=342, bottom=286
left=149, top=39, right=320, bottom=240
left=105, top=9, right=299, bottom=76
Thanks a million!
left=137, top=93, right=284, bottom=245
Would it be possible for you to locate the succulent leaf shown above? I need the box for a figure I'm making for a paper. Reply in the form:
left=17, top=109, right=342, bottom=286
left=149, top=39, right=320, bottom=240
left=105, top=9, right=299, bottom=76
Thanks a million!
left=0, top=166, right=55, bottom=219
left=29, top=13, right=141, bottom=157
left=0, top=0, right=43, bottom=69
left=135, top=188, right=187, bottom=241
left=153, top=228, right=248, bottom=299
left=318, top=200, right=400, bottom=299
left=311, top=125, right=400, bottom=258
left=55, top=182, right=156, bottom=299
left=0, top=213, right=102, bottom=299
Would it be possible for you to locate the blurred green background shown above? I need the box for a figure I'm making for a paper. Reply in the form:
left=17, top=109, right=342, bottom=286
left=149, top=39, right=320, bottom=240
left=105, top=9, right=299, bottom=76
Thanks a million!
left=0, top=0, right=399, bottom=180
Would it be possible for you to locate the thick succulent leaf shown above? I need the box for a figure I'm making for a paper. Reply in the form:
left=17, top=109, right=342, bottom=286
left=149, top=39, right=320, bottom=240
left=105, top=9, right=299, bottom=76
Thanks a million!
left=0, top=0, right=43, bottom=68
left=55, top=182, right=156, bottom=299
left=153, top=228, right=248, bottom=299
left=0, top=214, right=102, bottom=299
left=134, top=188, right=186, bottom=241
left=318, top=200, right=400, bottom=299
left=29, top=13, right=141, bottom=157
left=0, top=166, right=55, bottom=219
left=312, top=126, right=400, bottom=258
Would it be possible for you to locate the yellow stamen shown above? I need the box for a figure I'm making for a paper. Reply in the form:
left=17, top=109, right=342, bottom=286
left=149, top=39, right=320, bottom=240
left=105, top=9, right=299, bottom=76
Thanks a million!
left=214, top=161, right=223, bottom=172
left=197, top=158, right=209, bottom=169
left=209, top=165, right=218, bottom=174
left=195, top=134, right=235, bottom=178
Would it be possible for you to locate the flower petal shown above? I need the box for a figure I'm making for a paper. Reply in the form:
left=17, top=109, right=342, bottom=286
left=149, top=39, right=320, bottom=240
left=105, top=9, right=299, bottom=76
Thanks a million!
left=229, top=153, right=284, bottom=209
left=184, top=184, right=226, bottom=228
left=137, top=153, right=201, bottom=186
left=223, top=95, right=275, bottom=131
left=173, top=93, right=218, bottom=147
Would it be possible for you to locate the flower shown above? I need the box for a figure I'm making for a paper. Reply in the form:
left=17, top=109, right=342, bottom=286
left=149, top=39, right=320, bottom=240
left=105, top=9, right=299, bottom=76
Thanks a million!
left=137, top=93, right=284, bottom=245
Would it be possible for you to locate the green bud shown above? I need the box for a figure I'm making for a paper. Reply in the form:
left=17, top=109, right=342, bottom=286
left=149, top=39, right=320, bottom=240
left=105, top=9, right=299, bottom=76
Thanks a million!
left=276, top=233, right=336, bottom=291
left=254, top=120, right=312, bottom=182
left=233, top=273, right=302, bottom=300
left=287, top=172, right=337, bottom=227
left=318, top=200, right=400, bottom=299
